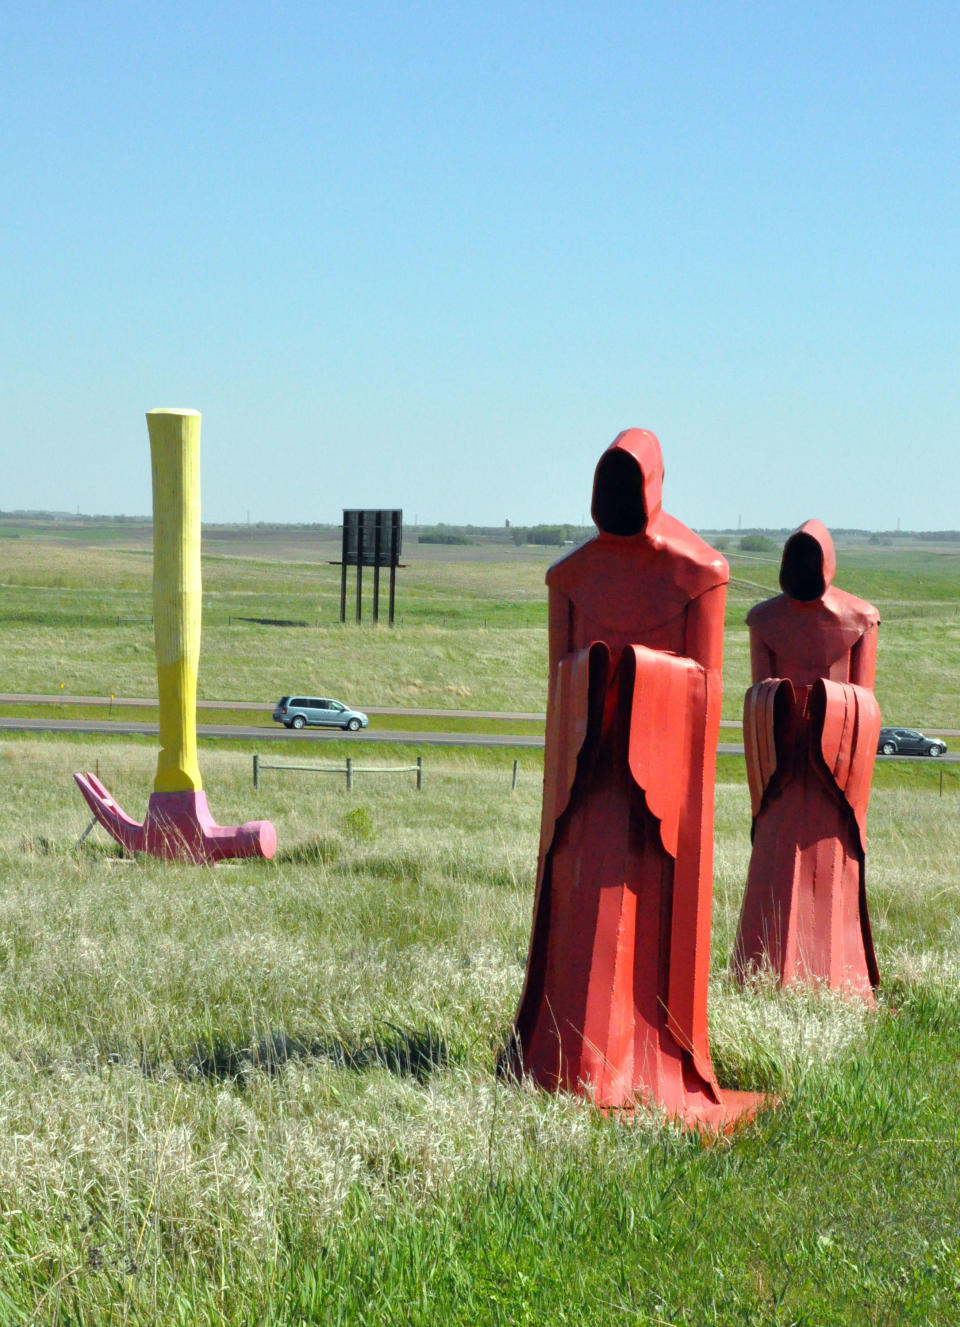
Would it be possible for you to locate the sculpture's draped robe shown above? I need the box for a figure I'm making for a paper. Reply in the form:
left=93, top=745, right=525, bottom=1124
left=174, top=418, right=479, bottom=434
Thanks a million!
left=506, top=430, right=760, bottom=1128
left=733, top=520, right=881, bottom=998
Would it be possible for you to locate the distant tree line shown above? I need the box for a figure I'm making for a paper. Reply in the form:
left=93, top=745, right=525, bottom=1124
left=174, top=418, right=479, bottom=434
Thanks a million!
left=9, top=509, right=960, bottom=543
left=510, top=524, right=591, bottom=547
left=736, top=534, right=780, bottom=552
left=416, top=522, right=593, bottom=547
left=418, top=529, right=475, bottom=545
left=710, top=527, right=960, bottom=543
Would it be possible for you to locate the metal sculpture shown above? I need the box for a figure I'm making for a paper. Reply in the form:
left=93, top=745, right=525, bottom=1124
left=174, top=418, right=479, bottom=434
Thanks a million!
left=75, top=409, right=277, bottom=862
left=732, top=519, right=880, bottom=1001
left=502, top=429, right=762, bottom=1130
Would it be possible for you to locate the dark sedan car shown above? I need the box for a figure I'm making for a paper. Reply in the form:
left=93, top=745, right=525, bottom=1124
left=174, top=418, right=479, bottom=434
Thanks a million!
left=877, top=726, right=947, bottom=757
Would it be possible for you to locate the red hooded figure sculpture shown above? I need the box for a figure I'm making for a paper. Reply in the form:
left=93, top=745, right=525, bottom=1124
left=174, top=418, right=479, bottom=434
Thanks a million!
left=503, top=430, right=762, bottom=1130
left=732, top=520, right=882, bottom=1001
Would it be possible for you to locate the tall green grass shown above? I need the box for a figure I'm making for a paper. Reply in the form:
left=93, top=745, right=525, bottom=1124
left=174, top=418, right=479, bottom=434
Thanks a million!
left=0, top=735, right=958, bottom=1322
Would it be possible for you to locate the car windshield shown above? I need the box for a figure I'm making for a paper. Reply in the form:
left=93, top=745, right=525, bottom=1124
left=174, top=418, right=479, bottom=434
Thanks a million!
left=278, top=696, right=290, bottom=705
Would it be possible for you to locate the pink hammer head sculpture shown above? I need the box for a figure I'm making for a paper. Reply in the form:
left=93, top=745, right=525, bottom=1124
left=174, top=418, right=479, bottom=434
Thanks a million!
left=74, top=409, right=276, bottom=862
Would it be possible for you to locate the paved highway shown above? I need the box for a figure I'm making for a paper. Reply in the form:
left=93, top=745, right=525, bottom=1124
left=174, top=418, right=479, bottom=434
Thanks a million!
left=0, top=692, right=548, bottom=721
left=4, top=693, right=959, bottom=739
left=0, top=715, right=548, bottom=748
left=2, top=711, right=958, bottom=763
left=0, top=692, right=747, bottom=728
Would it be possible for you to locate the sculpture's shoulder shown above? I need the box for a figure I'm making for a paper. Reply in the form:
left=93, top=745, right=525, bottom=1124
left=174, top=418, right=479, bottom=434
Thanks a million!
left=652, top=514, right=729, bottom=593
left=746, top=594, right=788, bottom=632
left=747, top=589, right=880, bottom=646
left=824, top=586, right=880, bottom=631
left=545, top=538, right=592, bottom=589
left=546, top=521, right=727, bottom=602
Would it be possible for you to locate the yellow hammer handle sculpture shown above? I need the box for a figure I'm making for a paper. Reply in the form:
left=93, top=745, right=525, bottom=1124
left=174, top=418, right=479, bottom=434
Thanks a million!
left=74, top=407, right=275, bottom=861
left=147, top=408, right=204, bottom=794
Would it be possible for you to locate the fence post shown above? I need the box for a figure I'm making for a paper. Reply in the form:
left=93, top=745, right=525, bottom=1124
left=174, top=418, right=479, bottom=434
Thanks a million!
left=253, top=753, right=259, bottom=790
left=940, top=767, right=944, bottom=798
left=346, top=757, right=353, bottom=791
left=512, top=759, right=519, bottom=791
left=416, top=756, right=423, bottom=791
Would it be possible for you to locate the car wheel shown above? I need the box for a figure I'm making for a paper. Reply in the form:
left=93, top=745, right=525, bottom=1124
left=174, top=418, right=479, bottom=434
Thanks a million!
left=347, top=718, right=361, bottom=731
left=929, top=744, right=945, bottom=757
left=291, top=716, right=306, bottom=730
left=880, top=741, right=896, bottom=755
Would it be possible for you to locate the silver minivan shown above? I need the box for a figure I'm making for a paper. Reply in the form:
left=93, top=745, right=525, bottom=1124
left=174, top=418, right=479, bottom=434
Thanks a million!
left=273, top=696, right=369, bottom=731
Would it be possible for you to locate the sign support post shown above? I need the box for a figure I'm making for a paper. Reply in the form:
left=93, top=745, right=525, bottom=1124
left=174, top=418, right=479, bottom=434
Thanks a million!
left=337, top=509, right=403, bottom=625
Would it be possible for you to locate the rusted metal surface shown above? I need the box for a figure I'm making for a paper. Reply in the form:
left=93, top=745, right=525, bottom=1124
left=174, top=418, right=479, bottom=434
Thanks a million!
left=502, top=429, right=762, bottom=1131
left=733, top=520, right=880, bottom=1001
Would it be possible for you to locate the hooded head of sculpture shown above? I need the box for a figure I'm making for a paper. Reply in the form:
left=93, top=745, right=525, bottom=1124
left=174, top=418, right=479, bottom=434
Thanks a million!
left=591, top=430, right=664, bottom=537
left=779, top=519, right=837, bottom=602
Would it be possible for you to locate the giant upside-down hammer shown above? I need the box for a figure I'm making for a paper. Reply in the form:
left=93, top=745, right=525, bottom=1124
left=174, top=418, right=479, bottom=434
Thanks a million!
left=75, top=409, right=277, bottom=862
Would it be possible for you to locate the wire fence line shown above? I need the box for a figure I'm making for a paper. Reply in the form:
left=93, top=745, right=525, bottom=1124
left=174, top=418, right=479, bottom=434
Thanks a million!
left=253, top=753, right=423, bottom=792
left=252, top=754, right=524, bottom=792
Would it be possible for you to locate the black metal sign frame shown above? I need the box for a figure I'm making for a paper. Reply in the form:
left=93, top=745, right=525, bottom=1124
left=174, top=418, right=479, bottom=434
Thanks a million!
left=339, top=509, right=403, bottom=625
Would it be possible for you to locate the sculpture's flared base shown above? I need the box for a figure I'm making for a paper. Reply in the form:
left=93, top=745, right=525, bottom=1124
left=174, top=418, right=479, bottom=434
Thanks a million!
left=733, top=775, right=876, bottom=1008
left=499, top=1037, right=769, bottom=1135
left=597, top=1086, right=768, bottom=1135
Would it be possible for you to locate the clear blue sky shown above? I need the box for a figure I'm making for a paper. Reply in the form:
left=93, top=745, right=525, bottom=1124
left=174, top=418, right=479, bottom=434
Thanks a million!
left=2, top=2, right=957, bottom=529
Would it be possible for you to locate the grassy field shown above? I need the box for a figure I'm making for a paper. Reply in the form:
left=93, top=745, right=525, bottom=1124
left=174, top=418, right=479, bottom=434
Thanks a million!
left=2, top=522, right=960, bottom=726
left=0, top=736, right=959, bottom=1323
left=1, top=522, right=960, bottom=1323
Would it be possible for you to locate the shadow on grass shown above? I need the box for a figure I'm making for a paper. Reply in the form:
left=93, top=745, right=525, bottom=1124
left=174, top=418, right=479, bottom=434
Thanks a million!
left=180, top=1023, right=450, bottom=1086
